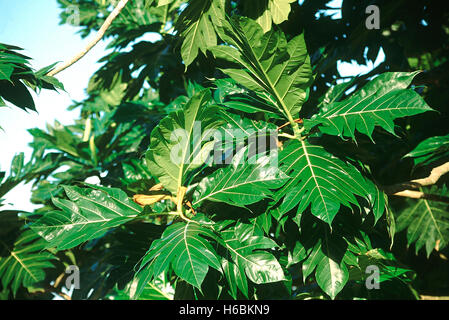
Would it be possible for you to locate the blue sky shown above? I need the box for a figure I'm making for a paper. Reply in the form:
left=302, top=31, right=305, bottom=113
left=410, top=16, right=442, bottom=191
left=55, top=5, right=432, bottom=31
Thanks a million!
left=0, top=0, right=109, bottom=211
left=0, top=0, right=384, bottom=213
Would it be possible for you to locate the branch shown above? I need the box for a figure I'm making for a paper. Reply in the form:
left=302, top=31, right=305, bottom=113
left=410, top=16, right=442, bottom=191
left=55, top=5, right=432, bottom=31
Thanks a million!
left=385, top=161, right=449, bottom=201
left=47, top=0, right=130, bottom=77
left=390, top=190, right=449, bottom=204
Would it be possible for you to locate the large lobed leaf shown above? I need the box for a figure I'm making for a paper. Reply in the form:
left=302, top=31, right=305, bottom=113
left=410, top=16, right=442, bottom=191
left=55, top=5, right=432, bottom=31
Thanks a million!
left=146, top=89, right=224, bottom=194
left=176, top=0, right=226, bottom=67
left=32, top=185, right=142, bottom=250
left=305, top=72, right=433, bottom=141
left=133, top=221, right=222, bottom=296
left=193, top=147, right=288, bottom=207
left=275, top=139, right=379, bottom=226
left=210, top=16, right=313, bottom=121
left=301, top=230, right=348, bottom=300
left=395, top=186, right=449, bottom=257
left=0, top=230, right=56, bottom=296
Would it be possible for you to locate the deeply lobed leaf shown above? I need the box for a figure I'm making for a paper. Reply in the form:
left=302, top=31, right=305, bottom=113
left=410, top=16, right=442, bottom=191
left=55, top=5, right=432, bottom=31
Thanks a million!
left=32, top=185, right=141, bottom=250
left=0, top=230, right=56, bottom=296
left=210, top=16, right=313, bottom=122
left=305, top=72, right=433, bottom=141
left=275, top=139, right=380, bottom=226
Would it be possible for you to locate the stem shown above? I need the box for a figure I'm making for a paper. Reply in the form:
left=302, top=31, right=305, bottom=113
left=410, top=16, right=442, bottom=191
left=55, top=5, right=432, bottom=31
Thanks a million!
left=290, top=119, right=302, bottom=138
left=82, top=117, right=92, bottom=142
left=176, top=186, right=197, bottom=223
left=47, top=0, right=130, bottom=77
left=278, top=132, right=297, bottom=139
left=384, top=161, right=449, bottom=202
left=89, top=135, right=97, bottom=166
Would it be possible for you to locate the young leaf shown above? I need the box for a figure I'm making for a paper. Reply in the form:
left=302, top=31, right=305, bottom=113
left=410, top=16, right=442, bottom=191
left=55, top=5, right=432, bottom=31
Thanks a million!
left=210, top=16, right=313, bottom=122
left=146, top=89, right=225, bottom=193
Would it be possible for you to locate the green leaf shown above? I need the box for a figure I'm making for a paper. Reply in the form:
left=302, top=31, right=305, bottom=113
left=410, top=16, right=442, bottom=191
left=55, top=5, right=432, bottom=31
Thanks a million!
left=222, top=253, right=249, bottom=299
left=134, top=222, right=222, bottom=296
left=305, top=72, right=433, bottom=141
left=114, top=271, right=174, bottom=300
left=28, top=122, right=90, bottom=160
left=243, top=252, right=285, bottom=284
left=146, top=89, right=224, bottom=193
left=210, top=16, right=313, bottom=122
left=214, top=108, right=278, bottom=157
left=345, top=234, right=411, bottom=284
left=219, top=223, right=285, bottom=298
left=405, top=133, right=449, bottom=166
left=386, top=205, right=396, bottom=249
left=0, top=80, right=35, bottom=111
left=356, top=249, right=411, bottom=283
left=0, top=151, right=63, bottom=199
left=214, top=78, right=282, bottom=118
left=244, top=0, right=296, bottom=32
left=157, top=0, right=174, bottom=6
left=193, top=147, right=288, bottom=207
left=0, top=230, right=56, bottom=296
left=31, top=185, right=141, bottom=250
left=319, top=78, right=357, bottom=106
left=38, top=75, right=65, bottom=92
left=137, top=275, right=175, bottom=300
left=287, top=240, right=308, bottom=268
left=176, top=0, right=225, bottom=67
left=302, top=229, right=348, bottom=299
left=268, top=0, right=296, bottom=24
left=372, top=188, right=387, bottom=224
left=395, top=186, right=449, bottom=257
left=0, top=64, right=14, bottom=81
left=276, top=139, right=376, bottom=226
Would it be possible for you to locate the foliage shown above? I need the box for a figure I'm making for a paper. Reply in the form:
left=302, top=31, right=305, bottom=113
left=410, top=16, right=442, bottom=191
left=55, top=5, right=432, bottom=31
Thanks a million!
left=0, top=43, right=63, bottom=124
left=1, top=0, right=449, bottom=300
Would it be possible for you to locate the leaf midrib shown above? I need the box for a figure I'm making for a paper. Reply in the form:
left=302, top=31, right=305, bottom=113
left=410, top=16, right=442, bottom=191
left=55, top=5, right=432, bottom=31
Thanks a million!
left=301, top=140, right=330, bottom=222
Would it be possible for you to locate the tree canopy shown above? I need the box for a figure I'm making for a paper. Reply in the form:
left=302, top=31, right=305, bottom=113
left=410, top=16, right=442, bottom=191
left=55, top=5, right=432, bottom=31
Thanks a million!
left=1, top=0, right=448, bottom=300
